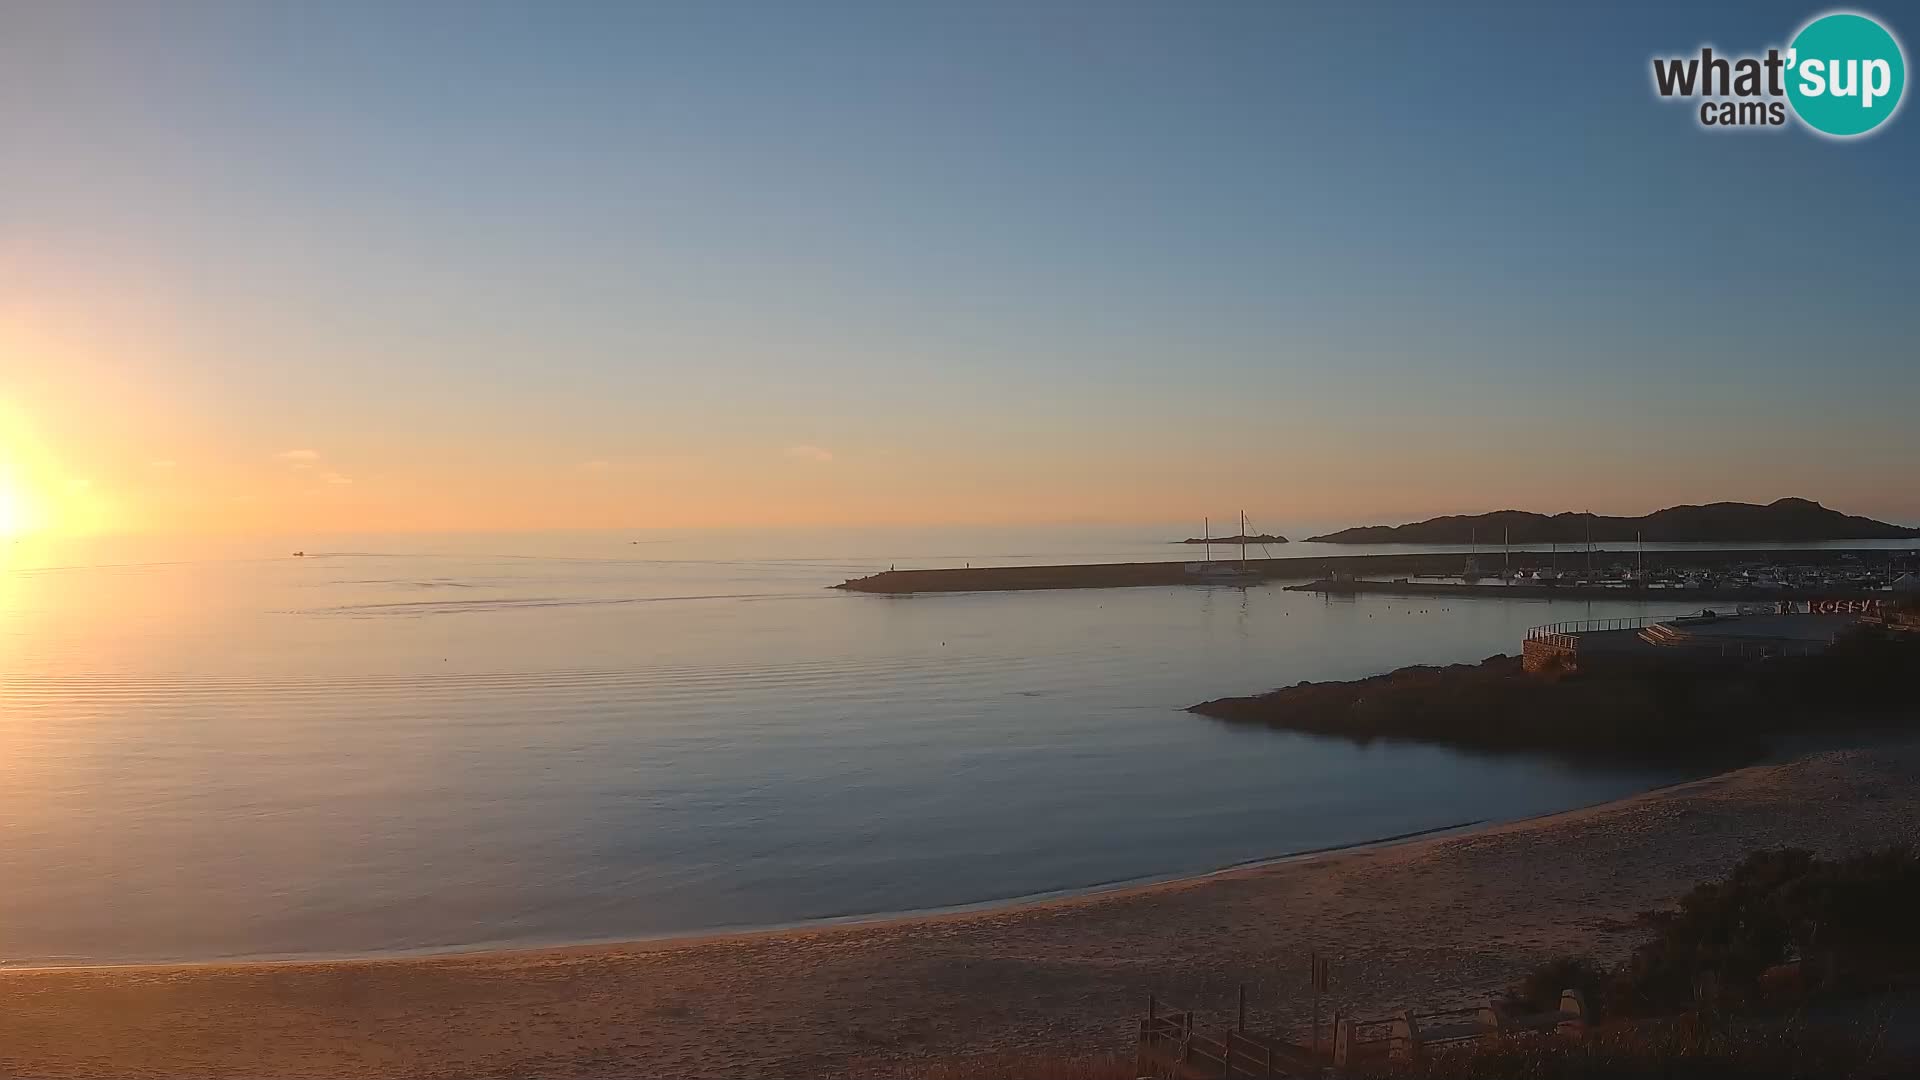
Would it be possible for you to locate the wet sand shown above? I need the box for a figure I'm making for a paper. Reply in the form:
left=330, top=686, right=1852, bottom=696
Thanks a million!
left=2, top=743, right=1916, bottom=1079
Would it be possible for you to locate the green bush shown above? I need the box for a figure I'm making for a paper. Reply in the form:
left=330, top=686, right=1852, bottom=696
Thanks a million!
left=1512, top=847, right=1920, bottom=1019
left=1402, top=1016, right=1895, bottom=1080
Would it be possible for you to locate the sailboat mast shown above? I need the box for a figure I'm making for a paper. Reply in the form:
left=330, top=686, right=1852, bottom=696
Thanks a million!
left=1240, top=511, right=1248, bottom=567
left=1585, top=511, right=1593, bottom=577
left=1204, top=517, right=1211, bottom=564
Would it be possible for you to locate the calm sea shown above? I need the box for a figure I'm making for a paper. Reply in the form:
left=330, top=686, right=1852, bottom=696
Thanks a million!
left=3, top=527, right=1899, bottom=966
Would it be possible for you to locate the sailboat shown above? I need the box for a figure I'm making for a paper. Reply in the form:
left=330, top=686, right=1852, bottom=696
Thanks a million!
left=1186, top=513, right=1259, bottom=582
left=1537, top=539, right=1562, bottom=583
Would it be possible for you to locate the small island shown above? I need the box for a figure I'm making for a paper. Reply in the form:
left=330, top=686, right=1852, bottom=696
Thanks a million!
left=1178, top=533, right=1287, bottom=545
left=1305, top=497, right=1919, bottom=545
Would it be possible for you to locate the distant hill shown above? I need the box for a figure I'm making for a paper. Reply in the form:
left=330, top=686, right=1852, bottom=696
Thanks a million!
left=1305, top=499, right=1920, bottom=545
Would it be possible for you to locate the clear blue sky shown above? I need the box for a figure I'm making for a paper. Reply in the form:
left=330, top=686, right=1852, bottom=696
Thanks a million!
left=2, top=1, right=1914, bottom=532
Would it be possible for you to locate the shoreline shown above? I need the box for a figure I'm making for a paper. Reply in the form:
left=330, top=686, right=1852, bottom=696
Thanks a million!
left=35, top=753, right=1811, bottom=974
left=1, top=817, right=1504, bottom=974
left=5, top=743, right=1915, bottom=1079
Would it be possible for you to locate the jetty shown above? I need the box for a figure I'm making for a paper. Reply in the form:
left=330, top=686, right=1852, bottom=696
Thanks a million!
left=838, top=553, right=1467, bottom=594
left=834, top=547, right=1909, bottom=596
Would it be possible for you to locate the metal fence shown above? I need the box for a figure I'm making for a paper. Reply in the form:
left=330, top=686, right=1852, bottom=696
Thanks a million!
left=1527, top=615, right=1837, bottom=661
left=1524, top=616, right=1665, bottom=640
left=1524, top=616, right=1668, bottom=653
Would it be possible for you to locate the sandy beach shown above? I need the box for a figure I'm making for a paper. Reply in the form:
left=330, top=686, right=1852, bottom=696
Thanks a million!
left=2, top=742, right=1916, bottom=1079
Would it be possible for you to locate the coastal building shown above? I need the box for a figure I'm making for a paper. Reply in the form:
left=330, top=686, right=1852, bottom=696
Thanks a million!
left=1522, top=611, right=1861, bottom=674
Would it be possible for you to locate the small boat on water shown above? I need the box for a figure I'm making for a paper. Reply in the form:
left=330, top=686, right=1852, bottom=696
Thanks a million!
left=1186, top=513, right=1259, bottom=583
left=1462, top=528, right=1484, bottom=582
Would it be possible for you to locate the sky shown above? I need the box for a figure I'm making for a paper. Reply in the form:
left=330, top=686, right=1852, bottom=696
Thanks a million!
left=2, top=0, right=1916, bottom=535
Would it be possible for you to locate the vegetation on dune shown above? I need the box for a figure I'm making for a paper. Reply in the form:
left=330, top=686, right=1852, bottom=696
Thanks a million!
left=1404, top=1019, right=1897, bottom=1080
left=1189, top=626, right=1920, bottom=764
left=867, top=849, right=1920, bottom=1079
left=1443, top=848, right=1920, bottom=1076
left=868, top=1024, right=1901, bottom=1079
left=1520, top=846, right=1920, bottom=1021
left=850, top=1051, right=1133, bottom=1080
left=1503, top=955, right=1614, bottom=1017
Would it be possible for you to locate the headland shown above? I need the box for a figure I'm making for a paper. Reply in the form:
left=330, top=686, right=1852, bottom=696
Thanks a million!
left=1305, top=498, right=1918, bottom=545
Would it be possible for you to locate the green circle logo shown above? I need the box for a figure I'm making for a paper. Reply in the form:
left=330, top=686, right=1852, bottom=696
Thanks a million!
left=1786, top=12, right=1907, bottom=137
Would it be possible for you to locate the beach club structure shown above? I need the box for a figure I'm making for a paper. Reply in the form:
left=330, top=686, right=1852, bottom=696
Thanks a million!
left=1520, top=604, right=1885, bottom=674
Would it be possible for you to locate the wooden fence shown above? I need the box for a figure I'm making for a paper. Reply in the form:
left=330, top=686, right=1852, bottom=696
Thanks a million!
left=1139, top=942, right=1920, bottom=1076
left=1331, top=990, right=1589, bottom=1070
left=1135, top=996, right=1318, bottom=1079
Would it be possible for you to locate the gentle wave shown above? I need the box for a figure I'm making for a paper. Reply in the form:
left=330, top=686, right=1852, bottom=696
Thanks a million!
left=295, top=591, right=822, bottom=616
left=0, top=653, right=1042, bottom=700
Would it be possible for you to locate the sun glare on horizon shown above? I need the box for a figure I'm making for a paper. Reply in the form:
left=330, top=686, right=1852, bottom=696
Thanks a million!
left=0, top=472, right=40, bottom=538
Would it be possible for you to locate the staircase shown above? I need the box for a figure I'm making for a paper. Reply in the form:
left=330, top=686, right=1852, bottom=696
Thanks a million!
left=1638, top=622, right=1688, bottom=647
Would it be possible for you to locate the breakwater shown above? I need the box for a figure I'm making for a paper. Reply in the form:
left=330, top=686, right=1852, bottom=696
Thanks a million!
left=833, top=548, right=1899, bottom=595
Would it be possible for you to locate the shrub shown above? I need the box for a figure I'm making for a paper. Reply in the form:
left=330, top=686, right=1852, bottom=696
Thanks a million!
left=1505, top=955, right=1610, bottom=1017
left=1614, top=846, right=1920, bottom=1016
left=1401, top=1016, right=1896, bottom=1080
left=851, top=1052, right=1134, bottom=1080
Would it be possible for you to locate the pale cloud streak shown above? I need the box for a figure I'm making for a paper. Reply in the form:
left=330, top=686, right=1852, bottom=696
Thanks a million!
left=271, top=448, right=348, bottom=486
left=575, top=455, right=698, bottom=474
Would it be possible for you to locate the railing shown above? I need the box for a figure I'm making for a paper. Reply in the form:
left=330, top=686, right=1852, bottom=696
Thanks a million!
left=1525, top=616, right=1665, bottom=640
left=1689, top=637, right=1827, bottom=659
left=1524, top=616, right=1669, bottom=657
